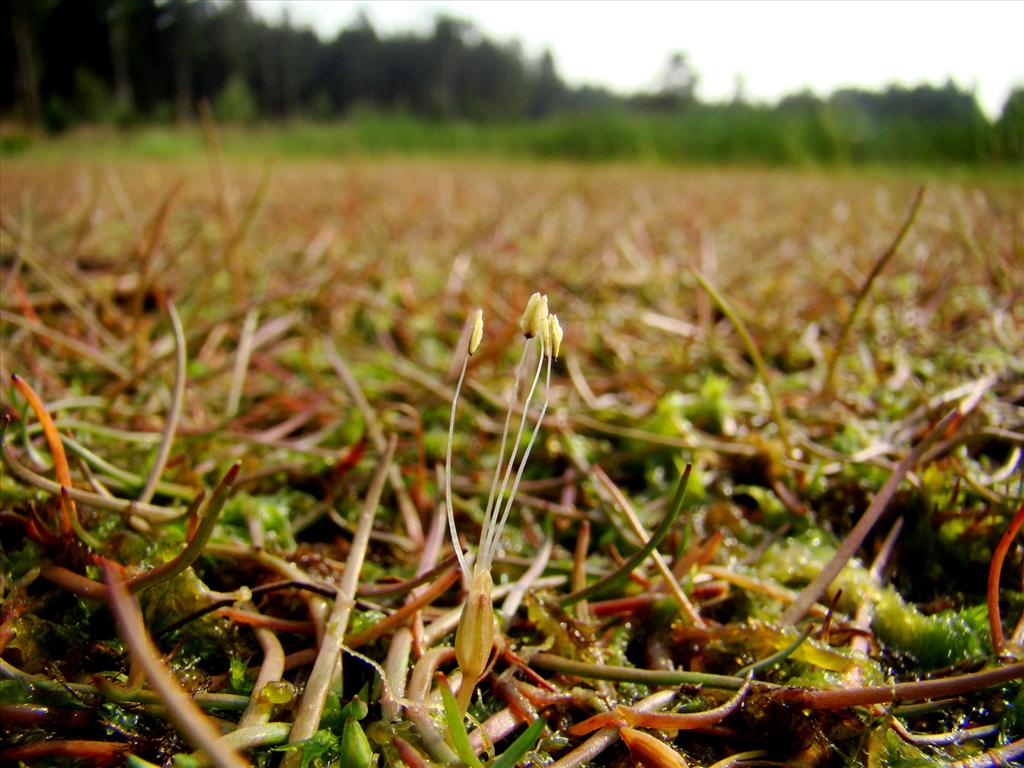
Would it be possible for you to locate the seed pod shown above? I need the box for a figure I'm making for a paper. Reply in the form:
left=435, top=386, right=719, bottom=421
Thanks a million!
left=529, top=294, right=549, bottom=339
left=339, top=716, right=374, bottom=768
left=454, top=569, right=495, bottom=709
left=468, top=308, right=484, bottom=355
left=619, top=727, right=689, bottom=768
left=540, top=311, right=553, bottom=354
left=519, top=292, right=549, bottom=339
left=547, top=314, right=563, bottom=359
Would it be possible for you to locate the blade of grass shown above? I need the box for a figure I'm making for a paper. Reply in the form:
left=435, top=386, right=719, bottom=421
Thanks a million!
left=491, top=716, right=545, bottom=768
left=139, top=301, right=187, bottom=504
left=691, top=269, right=791, bottom=457
left=780, top=408, right=958, bottom=625
left=102, top=561, right=249, bottom=768
left=10, top=373, right=101, bottom=547
left=2, top=442, right=185, bottom=521
left=529, top=652, right=763, bottom=691
left=438, top=672, right=484, bottom=768
left=129, top=462, right=239, bottom=593
left=821, top=187, right=926, bottom=398
left=592, top=465, right=704, bottom=627
left=225, top=308, right=259, bottom=420
left=325, top=338, right=423, bottom=544
left=0, top=310, right=131, bottom=379
left=282, top=436, right=395, bottom=766
left=560, top=463, right=691, bottom=606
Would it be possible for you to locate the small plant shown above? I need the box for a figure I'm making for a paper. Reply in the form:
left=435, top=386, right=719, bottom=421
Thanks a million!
left=445, top=293, right=563, bottom=711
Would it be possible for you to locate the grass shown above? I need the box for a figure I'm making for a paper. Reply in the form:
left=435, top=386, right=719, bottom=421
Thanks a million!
left=0, top=146, right=1022, bottom=767
left=4, top=114, right=1021, bottom=178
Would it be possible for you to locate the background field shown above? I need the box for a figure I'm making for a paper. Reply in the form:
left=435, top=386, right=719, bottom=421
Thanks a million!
left=1, top=151, right=1022, bottom=766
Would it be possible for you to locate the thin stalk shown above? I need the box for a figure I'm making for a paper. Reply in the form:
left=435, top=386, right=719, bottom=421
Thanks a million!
left=445, top=354, right=473, bottom=580
left=325, top=338, right=423, bottom=544
left=0, top=740, right=129, bottom=763
left=890, top=718, right=999, bottom=748
left=238, top=626, right=285, bottom=728
left=486, top=350, right=551, bottom=572
left=11, top=234, right=124, bottom=354
left=11, top=373, right=76, bottom=536
left=283, top=436, right=395, bottom=765
left=0, top=658, right=248, bottom=710
left=948, top=737, right=1024, bottom=767
left=500, top=531, right=553, bottom=621
left=129, top=463, right=238, bottom=593
left=482, top=340, right=540, bottom=571
left=139, top=301, right=186, bottom=504
left=0, top=310, right=131, bottom=379
left=547, top=690, right=677, bottom=768
left=226, top=308, right=259, bottom=420
left=131, top=183, right=182, bottom=370
left=592, top=465, right=704, bottom=627
left=33, top=418, right=162, bottom=444
left=770, top=661, right=1024, bottom=710
left=346, top=568, right=459, bottom=648
left=191, top=723, right=290, bottom=767
left=570, top=675, right=752, bottom=735
left=221, top=161, right=273, bottom=303
left=102, top=563, right=248, bottom=768
left=691, top=269, right=791, bottom=457
left=737, top=627, right=813, bottom=676
left=821, top=187, right=925, bottom=398
left=781, top=408, right=958, bottom=625
left=988, top=502, right=1024, bottom=655
left=1, top=443, right=185, bottom=521
left=560, top=463, right=692, bottom=606
left=479, top=342, right=530, bottom=558
left=530, top=652, right=764, bottom=690
left=26, top=429, right=194, bottom=500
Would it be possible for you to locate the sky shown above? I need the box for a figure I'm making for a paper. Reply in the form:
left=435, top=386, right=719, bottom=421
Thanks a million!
left=248, top=0, right=1023, bottom=119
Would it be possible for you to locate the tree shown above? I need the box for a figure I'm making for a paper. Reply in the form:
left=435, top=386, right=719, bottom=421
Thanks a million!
left=8, top=0, right=51, bottom=125
left=996, top=87, right=1024, bottom=162
left=658, top=51, right=698, bottom=105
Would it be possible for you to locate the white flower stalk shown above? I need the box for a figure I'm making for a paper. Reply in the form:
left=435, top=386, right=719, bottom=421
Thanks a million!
left=445, top=308, right=483, bottom=582
left=443, top=295, right=563, bottom=712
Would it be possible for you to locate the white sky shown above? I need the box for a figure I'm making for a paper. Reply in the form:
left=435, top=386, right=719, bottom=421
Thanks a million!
left=249, top=0, right=1022, bottom=119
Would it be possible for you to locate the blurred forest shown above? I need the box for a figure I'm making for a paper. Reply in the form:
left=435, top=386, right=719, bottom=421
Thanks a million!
left=3, top=0, right=1022, bottom=165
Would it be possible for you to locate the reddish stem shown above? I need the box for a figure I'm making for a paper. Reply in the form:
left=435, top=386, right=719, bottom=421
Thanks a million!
left=0, top=740, right=128, bottom=764
left=347, top=567, right=459, bottom=648
left=393, top=736, right=431, bottom=768
left=771, top=662, right=1024, bottom=710
left=11, top=373, right=75, bottom=537
left=988, top=503, right=1024, bottom=655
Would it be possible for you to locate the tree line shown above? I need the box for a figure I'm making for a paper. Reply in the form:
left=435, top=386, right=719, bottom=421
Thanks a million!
left=4, top=0, right=1021, bottom=164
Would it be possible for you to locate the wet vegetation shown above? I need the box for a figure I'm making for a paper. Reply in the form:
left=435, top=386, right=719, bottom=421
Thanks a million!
left=0, top=144, right=1022, bottom=767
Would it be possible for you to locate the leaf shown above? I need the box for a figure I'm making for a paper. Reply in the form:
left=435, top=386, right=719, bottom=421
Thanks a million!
left=438, top=673, right=483, bottom=768
left=490, top=716, right=545, bottom=768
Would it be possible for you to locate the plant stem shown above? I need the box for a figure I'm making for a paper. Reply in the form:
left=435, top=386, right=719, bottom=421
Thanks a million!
left=560, top=463, right=691, bottom=606
left=821, top=186, right=925, bottom=398
left=781, top=408, right=958, bottom=625
left=530, top=652, right=760, bottom=690
left=691, top=269, right=791, bottom=458
left=103, top=563, right=248, bottom=768
left=282, top=436, right=395, bottom=766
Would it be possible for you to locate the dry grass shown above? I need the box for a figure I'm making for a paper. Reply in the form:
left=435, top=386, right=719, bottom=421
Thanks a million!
left=1, top=154, right=1022, bottom=766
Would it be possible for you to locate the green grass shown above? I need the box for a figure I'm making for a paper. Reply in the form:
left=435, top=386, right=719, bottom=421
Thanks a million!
left=3, top=110, right=1018, bottom=174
